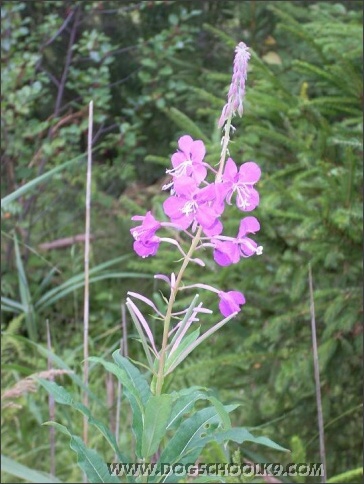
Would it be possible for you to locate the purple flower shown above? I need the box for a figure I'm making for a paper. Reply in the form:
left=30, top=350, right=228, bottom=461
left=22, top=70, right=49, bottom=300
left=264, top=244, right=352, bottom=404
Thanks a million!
left=219, top=42, right=251, bottom=128
left=130, top=211, right=161, bottom=257
left=218, top=290, right=246, bottom=317
left=166, top=135, right=207, bottom=184
left=163, top=176, right=224, bottom=236
left=133, top=236, right=160, bottom=258
left=222, top=158, right=261, bottom=211
left=213, top=240, right=240, bottom=266
left=213, top=216, right=262, bottom=266
left=237, top=216, right=262, bottom=256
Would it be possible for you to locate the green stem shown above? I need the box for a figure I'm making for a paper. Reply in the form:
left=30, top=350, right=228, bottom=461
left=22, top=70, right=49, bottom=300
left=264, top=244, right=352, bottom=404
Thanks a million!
left=155, top=112, right=233, bottom=395
left=155, top=226, right=203, bottom=395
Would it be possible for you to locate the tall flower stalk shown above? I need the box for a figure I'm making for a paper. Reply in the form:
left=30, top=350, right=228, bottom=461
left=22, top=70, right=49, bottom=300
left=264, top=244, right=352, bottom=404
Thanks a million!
left=128, top=41, right=260, bottom=396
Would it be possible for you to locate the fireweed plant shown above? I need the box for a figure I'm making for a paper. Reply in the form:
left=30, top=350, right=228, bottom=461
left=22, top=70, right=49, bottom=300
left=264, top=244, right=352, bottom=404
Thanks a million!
left=129, top=43, right=263, bottom=398
left=39, top=43, right=287, bottom=484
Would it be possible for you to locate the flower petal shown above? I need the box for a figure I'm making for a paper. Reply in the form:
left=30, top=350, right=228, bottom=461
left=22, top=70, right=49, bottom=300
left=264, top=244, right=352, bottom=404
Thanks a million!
left=222, top=158, right=238, bottom=182
left=173, top=176, right=198, bottom=197
left=178, top=135, right=194, bottom=152
left=213, top=241, right=240, bottom=266
left=218, top=290, right=246, bottom=317
left=238, top=162, right=261, bottom=184
left=239, top=237, right=258, bottom=257
left=238, top=216, right=260, bottom=237
left=190, top=139, right=206, bottom=163
left=203, top=219, right=223, bottom=236
left=171, top=151, right=188, bottom=168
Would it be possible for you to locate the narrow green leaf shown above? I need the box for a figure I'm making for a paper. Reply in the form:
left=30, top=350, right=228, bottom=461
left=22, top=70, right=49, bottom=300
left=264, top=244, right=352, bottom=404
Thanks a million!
left=37, top=256, right=130, bottom=303
left=165, top=314, right=236, bottom=375
left=166, top=387, right=209, bottom=430
left=14, top=234, right=37, bottom=340
left=158, top=404, right=238, bottom=467
left=1, top=296, right=24, bottom=313
left=1, top=154, right=85, bottom=209
left=168, top=295, right=200, bottom=348
left=1, top=454, right=63, bottom=483
left=89, top=357, right=146, bottom=458
left=165, top=327, right=200, bottom=373
left=43, top=422, right=120, bottom=483
left=141, top=395, right=173, bottom=458
left=112, top=350, right=151, bottom=406
left=36, top=269, right=150, bottom=309
left=206, top=396, right=232, bottom=431
left=125, top=301, right=155, bottom=369
left=199, top=427, right=290, bottom=453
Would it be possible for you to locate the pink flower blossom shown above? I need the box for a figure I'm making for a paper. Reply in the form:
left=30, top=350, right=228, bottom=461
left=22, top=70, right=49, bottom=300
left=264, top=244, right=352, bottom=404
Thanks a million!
left=218, top=290, right=246, bottom=317
left=213, top=216, right=262, bottom=266
left=222, top=158, right=261, bottom=211
left=130, top=211, right=161, bottom=258
left=237, top=216, right=262, bottom=256
left=163, top=176, right=224, bottom=236
left=213, top=240, right=240, bottom=266
left=166, top=135, right=207, bottom=184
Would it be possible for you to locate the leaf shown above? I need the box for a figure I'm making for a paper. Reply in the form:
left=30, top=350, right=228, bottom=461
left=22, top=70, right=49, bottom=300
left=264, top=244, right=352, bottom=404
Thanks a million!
left=14, top=234, right=37, bottom=340
left=166, top=387, right=209, bottom=430
left=112, top=350, right=151, bottom=406
left=1, top=296, right=24, bottom=313
left=1, top=454, right=63, bottom=483
left=141, top=394, right=173, bottom=458
left=168, top=294, right=200, bottom=348
left=199, top=427, right=290, bottom=453
left=89, top=357, right=147, bottom=458
left=125, top=300, right=155, bottom=369
left=165, top=327, right=200, bottom=373
left=158, top=404, right=239, bottom=467
left=206, top=395, right=232, bottom=431
left=1, top=154, right=85, bottom=209
left=165, top=314, right=236, bottom=375
left=43, top=422, right=120, bottom=483
left=37, top=379, right=128, bottom=463
left=35, top=258, right=149, bottom=309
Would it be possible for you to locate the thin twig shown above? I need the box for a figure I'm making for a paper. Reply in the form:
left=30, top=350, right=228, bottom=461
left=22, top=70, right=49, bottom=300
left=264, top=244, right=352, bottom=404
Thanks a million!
left=43, top=9, right=75, bottom=48
left=54, top=6, right=80, bottom=117
left=82, top=101, right=93, bottom=469
left=39, top=233, right=95, bottom=251
left=46, top=320, right=56, bottom=477
left=308, top=263, right=327, bottom=483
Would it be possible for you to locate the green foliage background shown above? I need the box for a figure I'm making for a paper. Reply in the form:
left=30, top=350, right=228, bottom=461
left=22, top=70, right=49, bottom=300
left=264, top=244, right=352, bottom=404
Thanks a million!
left=1, top=1, right=362, bottom=482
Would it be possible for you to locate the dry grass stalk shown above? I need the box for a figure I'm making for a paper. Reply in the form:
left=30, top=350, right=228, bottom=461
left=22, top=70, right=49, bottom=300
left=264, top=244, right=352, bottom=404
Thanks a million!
left=2, top=369, right=72, bottom=401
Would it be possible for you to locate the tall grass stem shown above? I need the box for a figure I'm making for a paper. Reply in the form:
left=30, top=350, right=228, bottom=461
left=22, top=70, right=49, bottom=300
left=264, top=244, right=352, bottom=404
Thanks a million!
left=114, top=303, right=128, bottom=460
left=82, top=101, right=93, bottom=477
left=46, top=320, right=56, bottom=477
left=308, top=263, right=327, bottom=483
